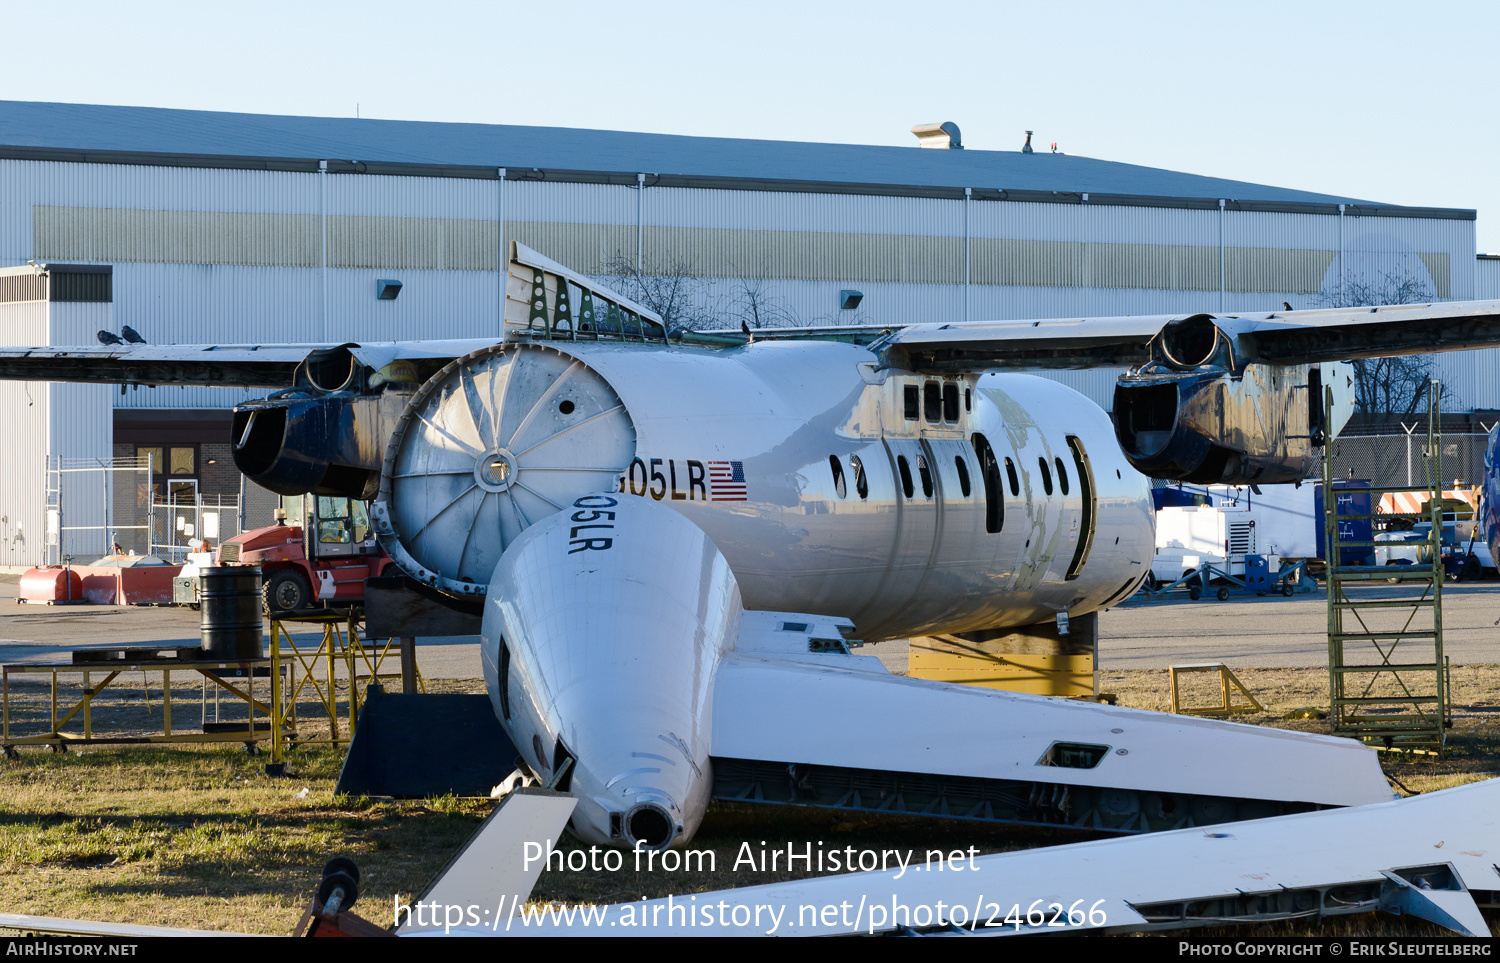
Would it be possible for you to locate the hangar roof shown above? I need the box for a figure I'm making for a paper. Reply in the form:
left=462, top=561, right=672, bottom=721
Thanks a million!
left=0, top=100, right=1471, bottom=219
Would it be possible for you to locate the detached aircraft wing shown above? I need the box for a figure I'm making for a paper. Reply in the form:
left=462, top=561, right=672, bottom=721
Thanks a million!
left=484, top=777, right=1498, bottom=937
left=709, top=632, right=1392, bottom=816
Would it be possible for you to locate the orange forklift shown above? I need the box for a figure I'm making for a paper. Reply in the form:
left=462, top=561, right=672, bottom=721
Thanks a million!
left=215, top=495, right=398, bottom=615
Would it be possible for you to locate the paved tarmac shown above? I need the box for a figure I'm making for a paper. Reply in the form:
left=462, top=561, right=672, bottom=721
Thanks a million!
left=1100, top=582, right=1500, bottom=669
left=0, top=575, right=485, bottom=679
left=2, top=575, right=1497, bottom=679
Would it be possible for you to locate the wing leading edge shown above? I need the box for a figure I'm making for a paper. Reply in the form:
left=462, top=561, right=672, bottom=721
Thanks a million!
left=744, top=299, right=1500, bottom=373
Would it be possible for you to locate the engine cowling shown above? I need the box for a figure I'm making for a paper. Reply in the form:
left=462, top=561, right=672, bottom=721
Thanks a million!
left=231, top=391, right=407, bottom=499
left=229, top=345, right=429, bottom=500
left=1113, top=316, right=1353, bottom=484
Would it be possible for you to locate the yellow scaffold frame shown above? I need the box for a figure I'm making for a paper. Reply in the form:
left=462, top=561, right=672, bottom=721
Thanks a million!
left=268, top=613, right=425, bottom=765
left=1169, top=662, right=1265, bottom=717
left=1, top=656, right=290, bottom=756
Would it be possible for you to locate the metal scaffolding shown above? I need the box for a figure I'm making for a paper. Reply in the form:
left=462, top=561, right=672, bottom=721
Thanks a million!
left=1323, top=382, right=1451, bottom=754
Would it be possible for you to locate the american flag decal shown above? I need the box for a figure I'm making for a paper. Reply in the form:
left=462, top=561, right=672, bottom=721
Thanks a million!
left=707, top=461, right=748, bottom=501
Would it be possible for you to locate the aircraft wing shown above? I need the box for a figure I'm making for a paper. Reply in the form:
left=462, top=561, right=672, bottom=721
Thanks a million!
left=484, top=777, right=1498, bottom=936
left=708, top=647, right=1392, bottom=812
left=746, top=299, right=1500, bottom=372
left=0, top=339, right=503, bottom=387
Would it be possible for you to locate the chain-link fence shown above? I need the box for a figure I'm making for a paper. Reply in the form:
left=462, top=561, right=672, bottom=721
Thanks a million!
left=1323, top=431, right=1490, bottom=489
left=45, top=457, right=286, bottom=564
left=242, top=478, right=282, bottom=531
left=48, top=457, right=153, bottom=563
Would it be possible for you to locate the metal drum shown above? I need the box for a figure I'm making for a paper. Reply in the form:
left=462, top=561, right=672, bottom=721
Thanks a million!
left=199, top=565, right=264, bottom=659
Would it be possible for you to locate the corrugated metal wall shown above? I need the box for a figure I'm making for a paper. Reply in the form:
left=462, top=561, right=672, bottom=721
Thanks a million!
left=0, top=155, right=1491, bottom=565
left=1478, top=257, right=1500, bottom=299
left=0, top=301, right=48, bottom=567
left=48, top=302, right=114, bottom=557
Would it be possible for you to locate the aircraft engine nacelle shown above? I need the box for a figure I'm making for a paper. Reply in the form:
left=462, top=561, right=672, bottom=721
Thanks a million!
left=231, top=392, right=408, bottom=499
left=229, top=345, right=422, bottom=500
left=1112, top=314, right=1353, bottom=484
left=481, top=494, right=741, bottom=850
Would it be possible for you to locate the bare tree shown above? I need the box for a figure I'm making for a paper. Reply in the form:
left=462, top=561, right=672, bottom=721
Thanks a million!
left=730, top=274, right=803, bottom=330
left=601, top=254, right=816, bottom=332
left=599, top=255, right=720, bottom=330
left=1315, top=268, right=1455, bottom=419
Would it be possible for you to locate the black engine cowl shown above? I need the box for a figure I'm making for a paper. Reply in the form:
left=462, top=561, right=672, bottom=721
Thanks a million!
left=232, top=391, right=407, bottom=499
left=1114, top=363, right=1328, bottom=486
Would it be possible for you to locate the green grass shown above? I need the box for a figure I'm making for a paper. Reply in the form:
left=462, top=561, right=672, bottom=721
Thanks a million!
left=0, top=668, right=1497, bottom=936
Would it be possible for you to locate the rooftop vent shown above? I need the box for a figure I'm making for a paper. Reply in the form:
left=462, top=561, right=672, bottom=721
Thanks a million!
left=1022, top=130, right=1034, bottom=154
left=911, top=122, right=962, bottom=150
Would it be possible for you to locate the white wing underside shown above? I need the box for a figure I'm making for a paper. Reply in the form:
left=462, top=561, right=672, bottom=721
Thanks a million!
left=485, top=777, right=1497, bottom=937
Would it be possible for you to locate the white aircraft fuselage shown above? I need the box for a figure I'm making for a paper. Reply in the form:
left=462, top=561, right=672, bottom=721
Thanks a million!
left=375, top=339, right=1154, bottom=643
left=369, top=338, right=1260, bottom=850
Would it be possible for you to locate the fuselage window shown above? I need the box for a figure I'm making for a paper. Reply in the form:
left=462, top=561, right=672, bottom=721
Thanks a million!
left=1055, top=456, right=1069, bottom=496
left=943, top=383, right=960, bottom=423
left=917, top=455, right=933, bottom=498
left=955, top=456, right=971, bottom=497
left=904, top=385, right=920, bottom=420
left=851, top=455, right=869, bottom=499
left=829, top=455, right=846, bottom=498
left=971, top=433, right=1003, bottom=534
left=964, top=386, right=971, bottom=412
left=897, top=455, right=915, bottom=499
left=1039, top=457, right=1053, bottom=495
left=923, top=382, right=942, bottom=423
left=1005, top=457, right=1019, bottom=496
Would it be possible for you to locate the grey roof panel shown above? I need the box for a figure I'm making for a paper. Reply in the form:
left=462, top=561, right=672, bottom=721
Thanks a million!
left=0, top=99, right=1409, bottom=208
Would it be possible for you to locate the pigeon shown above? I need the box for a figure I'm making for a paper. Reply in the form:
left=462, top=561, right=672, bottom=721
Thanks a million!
left=96, top=330, right=123, bottom=345
left=121, top=325, right=147, bottom=344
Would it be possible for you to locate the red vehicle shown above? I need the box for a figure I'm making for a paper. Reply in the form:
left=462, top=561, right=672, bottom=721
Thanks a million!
left=217, top=496, right=396, bottom=614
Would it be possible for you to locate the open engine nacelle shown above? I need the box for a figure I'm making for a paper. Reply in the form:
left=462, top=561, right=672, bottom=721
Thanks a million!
left=1113, top=315, right=1353, bottom=485
left=230, top=346, right=418, bottom=500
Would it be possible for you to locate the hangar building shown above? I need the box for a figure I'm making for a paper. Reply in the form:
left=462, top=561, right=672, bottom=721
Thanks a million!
left=0, top=101, right=1487, bottom=565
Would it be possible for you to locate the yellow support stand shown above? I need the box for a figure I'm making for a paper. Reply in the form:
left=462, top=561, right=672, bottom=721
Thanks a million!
left=2, top=656, right=288, bottom=755
left=1169, top=662, right=1264, bottom=717
left=908, top=614, right=1101, bottom=699
left=909, top=644, right=1095, bottom=697
left=268, top=613, right=424, bottom=765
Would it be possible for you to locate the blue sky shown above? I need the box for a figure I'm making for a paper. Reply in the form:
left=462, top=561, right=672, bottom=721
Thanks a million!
left=6, top=0, right=1497, bottom=249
